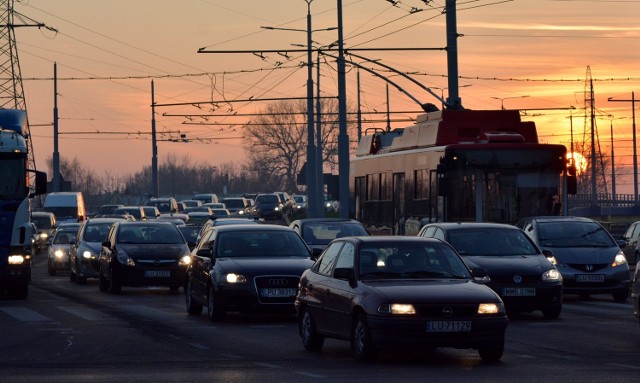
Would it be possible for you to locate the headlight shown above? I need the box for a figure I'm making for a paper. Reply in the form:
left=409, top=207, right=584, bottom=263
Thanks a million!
left=612, top=251, right=627, bottom=267
left=8, top=255, right=25, bottom=265
left=40, top=233, right=48, bottom=239
left=542, top=268, right=562, bottom=282
left=179, top=255, right=191, bottom=266
left=225, top=273, right=247, bottom=283
left=477, top=303, right=503, bottom=315
left=546, top=256, right=558, bottom=266
left=378, top=303, right=416, bottom=315
left=82, top=250, right=95, bottom=259
left=238, top=210, right=245, bottom=215
left=54, top=249, right=65, bottom=258
left=117, top=253, right=135, bottom=266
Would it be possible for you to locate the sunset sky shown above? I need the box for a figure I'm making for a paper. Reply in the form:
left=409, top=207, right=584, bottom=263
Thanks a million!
left=12, top=0, right=640, bottom=192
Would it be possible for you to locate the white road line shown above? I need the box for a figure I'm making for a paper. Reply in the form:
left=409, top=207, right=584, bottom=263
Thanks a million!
left=0, top=307, right=55, bottom=322
left=295, top=371, right=327, bottom=379
left=189, top=343, right=209, bottom=350
left=607, top=363, right=640, bottom=370
left=57, top=306, right=116, bottom=321
left=254, top=362, right=281, bottom=369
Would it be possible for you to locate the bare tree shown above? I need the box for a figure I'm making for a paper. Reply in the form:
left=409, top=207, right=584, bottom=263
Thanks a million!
left=242, top=99, right=351, bottom=193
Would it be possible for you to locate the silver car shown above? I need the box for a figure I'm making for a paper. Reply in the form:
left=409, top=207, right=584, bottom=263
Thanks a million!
left=517, top=216, right=630, bottom=302
left=47, top=224, right=80, bottom=276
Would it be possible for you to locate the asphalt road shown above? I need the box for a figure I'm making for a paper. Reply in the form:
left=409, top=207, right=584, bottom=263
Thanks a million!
left=1, top=257, right=639, bottom=383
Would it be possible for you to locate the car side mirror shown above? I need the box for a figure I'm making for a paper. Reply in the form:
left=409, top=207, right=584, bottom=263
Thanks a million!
left=542, top=249, right=554, bottom=258
left=311, top=248, right=323, bottom=261
left=196, top=247, right=213, bottom=258
left=616, top=239, right=627, bottom=248
left=471, top=267, right=490, bottom=283
left=334, top=267, right=356, bottom=286
left=101, top=241, right=111, bottom=249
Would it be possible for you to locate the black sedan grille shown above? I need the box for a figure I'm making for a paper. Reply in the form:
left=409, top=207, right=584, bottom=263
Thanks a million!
left=413, top=303, right=479, bottom=319
left=253, top=275, right=300, bottom=304
left=567, top=263, right=608, bottom=272
left=489, top=274, right=541, bottom=284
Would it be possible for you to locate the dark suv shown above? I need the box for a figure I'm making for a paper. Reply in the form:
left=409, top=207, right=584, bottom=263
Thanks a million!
left=252, top=193, right=284, bottom=220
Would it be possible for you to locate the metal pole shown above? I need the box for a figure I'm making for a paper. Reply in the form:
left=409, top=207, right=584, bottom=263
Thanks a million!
left=316, top=51, right=324, bottom=215
left=53, top=62, right=60, bottom=192
left=357, top=68, right=362, bottom=140
left=337, top=0, right=350, bottom=218
left=305, top=0, right=317, bottom=218
left=445, top=0, right=462, bottom=110
left=151, top=80, right=159, bottom=198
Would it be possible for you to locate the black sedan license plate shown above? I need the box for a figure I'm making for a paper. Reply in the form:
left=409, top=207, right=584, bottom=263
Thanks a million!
left=576, top=274, right=604, bottom=282
left=260, top=288, right=297, bottom=298
left=144, top=270, right=170, bottom=278
left=426, top=321, right=472, bottom=332
left=502, top=287, right=536, bottom=296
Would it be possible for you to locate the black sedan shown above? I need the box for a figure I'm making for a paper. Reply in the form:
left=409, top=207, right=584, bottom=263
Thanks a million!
left=97, top=221, right=192, bottom=294
left=295, top=236, right=508, bottom=362
left=185, top=224, right=315, bottom=321
left=418, top=222, right=563, bottom=319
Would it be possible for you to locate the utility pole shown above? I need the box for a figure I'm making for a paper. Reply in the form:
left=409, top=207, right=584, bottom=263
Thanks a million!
left=53, top=63, right=60, bottom=191
left=0, top=1, right=57, bottom=179
left=151, top=80, right=159, bottom=198
left=608, top=91, right=638, bottom=205
left=336, top=0, right=350, bottom=218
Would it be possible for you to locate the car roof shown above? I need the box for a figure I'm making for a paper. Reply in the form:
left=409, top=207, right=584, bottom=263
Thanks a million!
left=292, top=218, right=361, bottom=224
left=86, top=217, right=127, bottom=224
left=523, top=216, right=597, bottom=224
left=425, top=222, right=521, bottom=230
left=344, top=236, right=442, bottom=245
left=214, top=223, right=292, bottom=232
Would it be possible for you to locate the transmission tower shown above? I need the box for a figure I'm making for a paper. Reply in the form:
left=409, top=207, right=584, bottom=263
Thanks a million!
left=0, top=0, right=56, bottom=172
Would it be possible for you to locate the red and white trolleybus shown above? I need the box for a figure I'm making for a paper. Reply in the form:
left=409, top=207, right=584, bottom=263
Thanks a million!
left=350, top=109, right=576, bottom=234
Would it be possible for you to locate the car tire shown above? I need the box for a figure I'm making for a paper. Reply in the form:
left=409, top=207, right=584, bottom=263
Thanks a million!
left=107, top=268, right=121, bottom=294
left=69, top=262, right=77, bottom=282
left=47, top=260, right=56, bottom=276
left=185, top=278, right=203, bottom=315
left=207, top=284, right=226, bottom=322
left=542, top=305, right=562, bottom=319
left=352, top=314, right=378, bottom=362
left=613, top=288, right=629, bottom=302
left=300, top=308, right=324, bottom=351
left=98, top=268, right=108, bottom=292
left=478, top=341, right=504, bottom=363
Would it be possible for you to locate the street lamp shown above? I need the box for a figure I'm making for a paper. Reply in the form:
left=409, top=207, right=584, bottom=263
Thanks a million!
left=431, top=84, right=472, bottom=110
left=490, top=95, right=530, bottom=110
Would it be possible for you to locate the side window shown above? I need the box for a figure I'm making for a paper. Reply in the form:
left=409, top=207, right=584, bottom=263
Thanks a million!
left=199, top=228, right=215, bottom=250
left=422, top=226, right=436, bottom=238
left=314, top=241, right=344, bottom=276
left=632, top=224, right=640, bottom=239
left=106, top=224, right=117, bottom=243
left=432, top=228, right=445, bottom=241
left=334, top=242, right=355, bottom=272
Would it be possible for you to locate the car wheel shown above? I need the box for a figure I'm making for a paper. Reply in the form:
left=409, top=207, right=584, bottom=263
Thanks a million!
left=478, top=341, right=504, bottom=363
left=107, top=267, right=121, bottom=294
left=47, top=259, right=56, bottom=276
left=300, top=308, right=324, bottom=351
left=352, top=314, right=378, bottom=362
left=98, top=267, right=108, bottom=292
left=542, top=305, right=562, bottom=319
left=185, top=278, right=203, bottom=315
left=613, top=288, right=629, bottom=302
left=69, top=262, right=77, bottom=282
left=207, top=284, right=226, bottom=322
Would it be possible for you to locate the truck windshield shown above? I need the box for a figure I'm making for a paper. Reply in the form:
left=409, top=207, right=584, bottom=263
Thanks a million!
left=0, top=156, right=27, bottom=200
